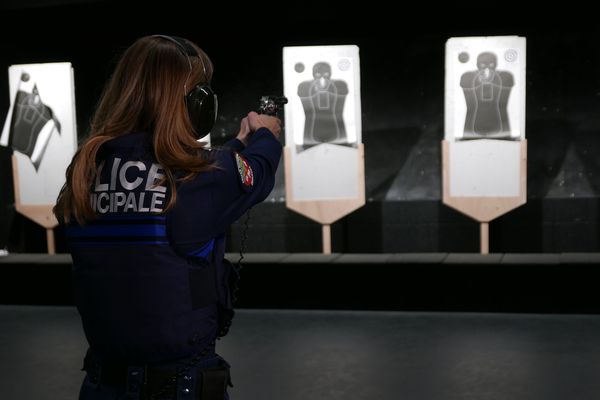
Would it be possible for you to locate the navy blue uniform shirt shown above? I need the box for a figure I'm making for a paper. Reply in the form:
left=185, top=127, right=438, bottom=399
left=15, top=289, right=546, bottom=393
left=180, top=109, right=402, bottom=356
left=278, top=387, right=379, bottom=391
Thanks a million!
left=65, top=128, right=281, bottom=363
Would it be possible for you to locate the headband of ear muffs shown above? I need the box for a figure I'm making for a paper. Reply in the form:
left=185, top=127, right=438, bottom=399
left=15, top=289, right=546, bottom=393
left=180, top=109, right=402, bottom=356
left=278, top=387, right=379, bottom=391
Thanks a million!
left=152, top=35, right=217, bottom=139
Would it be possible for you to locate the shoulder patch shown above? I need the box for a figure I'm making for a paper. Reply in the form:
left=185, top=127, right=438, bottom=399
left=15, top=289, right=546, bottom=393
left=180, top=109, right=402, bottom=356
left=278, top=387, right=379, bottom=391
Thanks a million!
left=234, top=152, right=254, bottom=187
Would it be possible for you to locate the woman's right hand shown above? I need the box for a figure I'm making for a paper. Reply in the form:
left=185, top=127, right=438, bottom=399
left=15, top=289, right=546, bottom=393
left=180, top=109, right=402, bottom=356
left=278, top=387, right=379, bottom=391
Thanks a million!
left=247, top=111, right=281, bottom=140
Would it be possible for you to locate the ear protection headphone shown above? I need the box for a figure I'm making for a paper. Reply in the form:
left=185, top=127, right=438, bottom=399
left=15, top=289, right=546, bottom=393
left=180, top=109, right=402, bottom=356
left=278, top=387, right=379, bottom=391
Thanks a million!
left=152, top=35, right=217, bottom=139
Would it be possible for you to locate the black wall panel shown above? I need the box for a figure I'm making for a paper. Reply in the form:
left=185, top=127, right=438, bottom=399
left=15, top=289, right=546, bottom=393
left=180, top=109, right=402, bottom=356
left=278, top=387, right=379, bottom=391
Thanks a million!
left=1, top=1, right=599, bottom=253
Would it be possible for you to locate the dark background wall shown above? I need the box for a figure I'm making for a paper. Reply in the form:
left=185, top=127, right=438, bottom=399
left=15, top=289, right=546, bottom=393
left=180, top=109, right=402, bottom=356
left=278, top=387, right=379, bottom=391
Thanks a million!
left=1, top=0, right=599, bottom=254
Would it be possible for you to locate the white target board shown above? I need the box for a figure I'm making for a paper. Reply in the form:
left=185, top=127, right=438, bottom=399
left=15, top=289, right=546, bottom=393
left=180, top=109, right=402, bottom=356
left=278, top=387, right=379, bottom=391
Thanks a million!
left=444, top=36, right=526, bottom=200
left=283, top=45, right=365, bottom=252
left=442, top=36, right=527, bottom=239
left=283, top=45, right=363, bottom=204
left=445, top=36, right=526, bottom=142
left=448, top=139, right=521, bottom=197
left=1, top=62, right=77, bottom=205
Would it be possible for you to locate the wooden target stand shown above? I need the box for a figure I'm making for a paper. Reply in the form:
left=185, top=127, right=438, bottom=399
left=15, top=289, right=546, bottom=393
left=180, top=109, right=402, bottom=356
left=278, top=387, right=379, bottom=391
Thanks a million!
left=284, top=145, right=365, bottom=254
left=11, top=155, right=58, bottom=254
left=442, top=140, right=527, bottom=254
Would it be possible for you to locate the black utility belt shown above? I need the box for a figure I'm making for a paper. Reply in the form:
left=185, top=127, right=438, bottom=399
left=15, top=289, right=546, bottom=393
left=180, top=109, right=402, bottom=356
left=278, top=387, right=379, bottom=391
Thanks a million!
left=89, top=361, right=231, bottom=399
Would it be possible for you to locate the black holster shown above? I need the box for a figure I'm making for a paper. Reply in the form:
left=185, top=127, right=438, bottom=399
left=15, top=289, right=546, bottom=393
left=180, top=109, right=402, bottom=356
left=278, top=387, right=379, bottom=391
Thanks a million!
left=216, top=258, right=239, bottom=338
left=198, top=367, right=231, bottom=399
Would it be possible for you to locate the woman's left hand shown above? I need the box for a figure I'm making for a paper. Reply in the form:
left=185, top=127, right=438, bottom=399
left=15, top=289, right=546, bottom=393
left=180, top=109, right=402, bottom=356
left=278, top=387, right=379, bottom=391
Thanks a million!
left=236, top=117, right=251, bottom=146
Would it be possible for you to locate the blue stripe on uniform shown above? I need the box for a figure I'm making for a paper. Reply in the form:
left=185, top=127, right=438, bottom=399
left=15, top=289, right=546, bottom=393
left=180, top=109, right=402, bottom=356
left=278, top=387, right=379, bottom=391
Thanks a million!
left=66, top=224, right=166, bottom=238
left=67, top=240, right=169, bottom=247
left=96, top=214, right=166, bottom=221
left=188, top=239, right=215, bottom=259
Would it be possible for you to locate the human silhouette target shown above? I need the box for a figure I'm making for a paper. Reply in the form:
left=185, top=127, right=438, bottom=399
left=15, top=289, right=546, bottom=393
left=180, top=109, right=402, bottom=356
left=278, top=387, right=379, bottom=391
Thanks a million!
left=460, top=52, right=514, bottom=140
left=0, top=62, right=77, bottom=205
left=6, top=72, right=62, bottom=170
left=445, top=36, right=525, bottom=142
left=297, top=62, right=349, bottom=146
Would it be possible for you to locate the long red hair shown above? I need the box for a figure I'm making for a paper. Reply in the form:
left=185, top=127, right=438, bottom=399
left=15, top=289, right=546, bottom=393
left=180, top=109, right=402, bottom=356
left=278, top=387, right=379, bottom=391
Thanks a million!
left=54, top=35, right=215, bottom=224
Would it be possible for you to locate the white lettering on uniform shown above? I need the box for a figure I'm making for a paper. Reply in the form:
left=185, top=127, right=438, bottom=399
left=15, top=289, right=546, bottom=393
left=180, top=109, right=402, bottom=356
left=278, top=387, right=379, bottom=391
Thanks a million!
left=138, top=192, right=150, bottom=212
left=92, top=160, right=168, bottom=213
left=146, top=163, right=167, bottom=192
left=119, top=161, right=146, bottom=190
left=97, top=192, right=110, bottom=213
left=94, top=161, right=108, bottom=191
left=125, top=192, right=138, bottom=212
left=150, top=192, right=165, bottom=212
left=114, top=192, right=126, bottom=208
left=110, top=158, right=121, bottom=190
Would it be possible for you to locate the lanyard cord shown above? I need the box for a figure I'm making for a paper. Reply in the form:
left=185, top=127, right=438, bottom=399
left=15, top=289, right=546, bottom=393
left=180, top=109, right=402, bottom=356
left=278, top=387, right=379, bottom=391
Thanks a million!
left=236, top=209, right=251, bottom=272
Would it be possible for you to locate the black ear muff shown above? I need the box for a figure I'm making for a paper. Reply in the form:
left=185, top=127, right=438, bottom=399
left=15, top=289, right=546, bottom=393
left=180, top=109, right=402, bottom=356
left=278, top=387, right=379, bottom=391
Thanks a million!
left=152, top=34, right=217, bottom=139
left=186, top=84, right=218, bottom=139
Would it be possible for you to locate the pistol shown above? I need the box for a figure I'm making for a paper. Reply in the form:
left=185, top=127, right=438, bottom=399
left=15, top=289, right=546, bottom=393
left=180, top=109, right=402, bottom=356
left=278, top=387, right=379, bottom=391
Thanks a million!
left=258, top=95, right=288, bottom=116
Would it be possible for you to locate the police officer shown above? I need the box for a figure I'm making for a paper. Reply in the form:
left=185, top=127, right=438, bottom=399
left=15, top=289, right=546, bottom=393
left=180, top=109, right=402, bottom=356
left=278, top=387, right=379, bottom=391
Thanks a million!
left=54, top=35, right=282, bottom=399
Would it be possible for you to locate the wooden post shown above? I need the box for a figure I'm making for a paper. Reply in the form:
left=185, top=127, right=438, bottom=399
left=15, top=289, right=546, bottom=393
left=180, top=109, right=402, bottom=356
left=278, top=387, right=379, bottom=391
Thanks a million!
left=12, top=156, right=58, bottom=254
left=480, top=222, right=489, bottom=255
left=46, top=228, right=56, bottom=255
left=322, top=224, right=331, bottom=254
left=284, top=145, right=365, bottom=254
left=442, top=140, right=527, bottom=254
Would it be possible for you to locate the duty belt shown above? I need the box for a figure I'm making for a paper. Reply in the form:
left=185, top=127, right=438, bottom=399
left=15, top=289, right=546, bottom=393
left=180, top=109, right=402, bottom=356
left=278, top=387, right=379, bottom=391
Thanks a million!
left=85, top=357, right=231, bottom=399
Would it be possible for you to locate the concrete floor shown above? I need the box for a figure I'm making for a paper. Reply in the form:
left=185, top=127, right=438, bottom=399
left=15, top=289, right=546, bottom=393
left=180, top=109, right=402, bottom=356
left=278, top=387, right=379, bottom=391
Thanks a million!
left=1, top=306, right=600, bottom=399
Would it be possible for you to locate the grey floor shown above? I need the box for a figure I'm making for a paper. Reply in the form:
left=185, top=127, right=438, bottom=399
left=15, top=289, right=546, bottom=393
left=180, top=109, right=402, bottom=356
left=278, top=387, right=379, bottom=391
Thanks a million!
left=2, top=306, right=600, bottom=400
